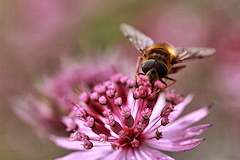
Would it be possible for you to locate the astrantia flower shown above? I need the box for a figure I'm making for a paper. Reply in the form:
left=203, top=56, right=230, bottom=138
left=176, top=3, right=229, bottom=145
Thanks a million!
left=51, top=73, right=213, bottom=160
left=11, top=55, right=125, bottom=137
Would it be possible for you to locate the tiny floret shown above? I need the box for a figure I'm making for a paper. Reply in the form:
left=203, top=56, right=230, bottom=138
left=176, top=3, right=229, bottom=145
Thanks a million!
left=90, top=92, right=99, bottom=101
left=111, top=142, right=120, bottom=150
left=141, top=108, right=152, bottom=119
left=121, top=106, right=131, bottom=118
left=84, top=116, right=94, bottom=128
left=105, top=115, right=116, bottom=126
left=118, top=130, right=128, bottom=139
left=106, top=89, right=116, bottom=98
left=99, top=96, right=107, bottom=105
left=155, top=129, right=163, bottom=140
left=79, top=92, right=89, bottom=102
left=114, top=97, right=123, bottom=107
left=69, top=130, right=81, bottom=141
left=135, top=121, right=146, bottom=132
left=133, top=90, right=140, bottom=99
left=131, top=138, right=140, bottom=147
left=99, top=134, right=108, bottom=143
left=102, top=108, right=112, bottom=117
left=93, top=84, right=107, bottom=94
left=83, top=140, right=93, bottom=149
left=127, top=79, right=135, bottom=88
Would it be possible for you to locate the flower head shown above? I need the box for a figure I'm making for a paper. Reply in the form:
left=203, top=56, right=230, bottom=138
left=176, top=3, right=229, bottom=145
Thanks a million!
left=51, top=73, right=213, bottom=160
left=11, top=56, right=122, bottom=137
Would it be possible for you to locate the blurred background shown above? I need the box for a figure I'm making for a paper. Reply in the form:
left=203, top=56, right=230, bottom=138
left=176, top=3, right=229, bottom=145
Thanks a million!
left=1, top=0, right=240, bottom=159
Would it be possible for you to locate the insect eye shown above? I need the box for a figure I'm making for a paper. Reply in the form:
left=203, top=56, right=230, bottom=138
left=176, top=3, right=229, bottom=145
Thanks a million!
left=142, top=59, right=168, bottom=78
left=142, top=59, right=155, bottom=74
left=155, top=61, right=168, bottom=78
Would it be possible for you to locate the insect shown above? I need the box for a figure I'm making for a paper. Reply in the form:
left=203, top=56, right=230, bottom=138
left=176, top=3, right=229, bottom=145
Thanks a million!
left=120, top=23, right=216, bottom=97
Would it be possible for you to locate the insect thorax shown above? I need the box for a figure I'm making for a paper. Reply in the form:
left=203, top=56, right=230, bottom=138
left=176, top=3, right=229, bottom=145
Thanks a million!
left=146, top=48, right=170, bottom=65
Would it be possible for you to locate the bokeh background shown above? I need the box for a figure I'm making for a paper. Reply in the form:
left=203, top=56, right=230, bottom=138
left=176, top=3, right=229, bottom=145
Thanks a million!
left=1, top=0, right=240, bottom=159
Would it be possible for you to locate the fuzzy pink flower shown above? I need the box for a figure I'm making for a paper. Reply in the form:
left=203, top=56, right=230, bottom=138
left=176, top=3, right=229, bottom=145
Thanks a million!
left=11, top=56, right=119, bottom=137
left=51, top=73, right=213, bottom=160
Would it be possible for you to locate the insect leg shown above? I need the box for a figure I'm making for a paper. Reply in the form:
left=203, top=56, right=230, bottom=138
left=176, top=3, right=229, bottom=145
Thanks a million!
left=147, top=77, right=177, bottom=99
left=151, top=82, right=154, bottom=93
left=157, top=77, right=176, bottom=94
left=135, top=56, right=143, bottom=87
left=164, top=76, right=177, bottom=88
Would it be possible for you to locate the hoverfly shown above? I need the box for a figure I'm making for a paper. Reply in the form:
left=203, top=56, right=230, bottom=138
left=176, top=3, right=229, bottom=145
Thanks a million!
left=120, top=23, right=215, bottom=97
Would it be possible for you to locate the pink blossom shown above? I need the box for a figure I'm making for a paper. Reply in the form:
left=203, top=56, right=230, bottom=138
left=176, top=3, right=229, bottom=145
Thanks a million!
left=11, top=55, right=122, bottom=137
left=51, top=73, right=213, bottom=160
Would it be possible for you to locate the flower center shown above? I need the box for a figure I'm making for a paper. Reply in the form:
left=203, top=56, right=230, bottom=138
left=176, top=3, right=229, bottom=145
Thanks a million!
left=68, top=73, right=183, bottom=150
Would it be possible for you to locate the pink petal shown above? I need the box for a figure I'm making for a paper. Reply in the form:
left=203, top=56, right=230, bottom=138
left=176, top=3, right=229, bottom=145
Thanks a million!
left=103, top=148, right=127, bottom=160
left=160, top=124, right=213, bottom=142
left=131, top=92, right=139, bottom=119
left=145, top=94, right=193, bottom=134
left=74, top=118, right=97, bottom=136
left=139, top=145, right=175, bottom=160
left=55, top=152, right=83, bottom=160
left=127, top=91, right=134, bottom=110
left=55, top=152, right=92, bottom=160
left=50, top=135, right=83, bottom=150
left=144, top=138, right=205, bottom=152
left=55, top=148, right=114, bottom=160
left=162, top=103, right=214, bottom=134
left=133, top=148, right=152, bottom=160
left=144, top=93, right=165, bottom=133
left=100, top=148, right=125, bottom=160
left=149, top=93, right=166, bottom=123
left=51, top=135, right=126, bottom=160
left=126, top=148, right=135, bottom=159
left=168, top=94, right=194, bottom=122
left=50, top=135, right=111, bottom=150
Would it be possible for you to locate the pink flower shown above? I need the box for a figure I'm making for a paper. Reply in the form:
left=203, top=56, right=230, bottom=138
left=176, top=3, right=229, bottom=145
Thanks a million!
left=38, top=58, right=117, bottom=107
left=51, top=73, right=213, bottom=160
left=11, top=55, right=121, bottom=137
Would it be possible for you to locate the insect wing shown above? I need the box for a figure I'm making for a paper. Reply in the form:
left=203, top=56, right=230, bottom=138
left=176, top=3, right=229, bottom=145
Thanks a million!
left=168, top=65, right=186, bottom=74
left=120, top=23, right=154, bottom=56
left=174, top=47, right=216, bottom=63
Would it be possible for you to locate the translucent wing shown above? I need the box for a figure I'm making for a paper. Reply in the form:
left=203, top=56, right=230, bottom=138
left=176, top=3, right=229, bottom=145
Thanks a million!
left=168, top=65, right=186, bottom=74
left=174, top=47, right=216, bottom=64
left=120, top=23, right=154, bottom=56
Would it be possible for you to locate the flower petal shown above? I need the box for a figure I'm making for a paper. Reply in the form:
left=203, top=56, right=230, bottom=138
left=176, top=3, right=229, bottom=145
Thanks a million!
left=126, top=148, right=135, bottom=159
left=133, top=148, right=150, bottom=160
left=130, top=92, right=139, bottom=119
left=162, top=124, right=213, bottom=142
left=127, top=91, right=134, bottom=110
left=74, top=118, right=98, bottom=136
left=55, top=152, right=85, bottom=160
left=168, top=94, right=194, bottom=122
left=101, top=149, right=125, bottom=160
left=150, top=93, right=166, bottom=122
left=162, top=103, right=214, bottom=134
left=50, top=135, right=83, bottom=150
left=50, top=135, right=112, bottom=150
left=144, top=94, right=193, bottom=135
left=139, top=145, right=175, bottom=160
left=55, top=148, right=114, bottom=160
left=144, top=138, right=205, bottom=152
left=144, top=93, right=165, bottom=133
